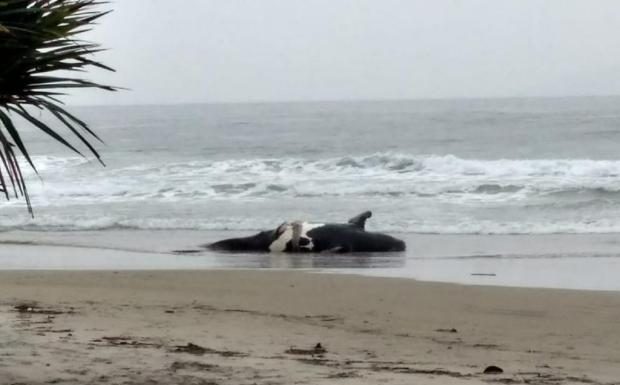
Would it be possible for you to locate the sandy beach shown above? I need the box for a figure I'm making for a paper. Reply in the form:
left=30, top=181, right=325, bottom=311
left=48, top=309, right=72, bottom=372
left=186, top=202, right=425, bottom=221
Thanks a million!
left=3, top=1, right=620, bottom=384
left=1, top=270, right=619, bottom=385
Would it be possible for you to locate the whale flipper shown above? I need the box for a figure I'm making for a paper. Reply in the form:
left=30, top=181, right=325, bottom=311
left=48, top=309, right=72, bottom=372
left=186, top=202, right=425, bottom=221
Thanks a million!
left=347, top=211, right=372, bottom=230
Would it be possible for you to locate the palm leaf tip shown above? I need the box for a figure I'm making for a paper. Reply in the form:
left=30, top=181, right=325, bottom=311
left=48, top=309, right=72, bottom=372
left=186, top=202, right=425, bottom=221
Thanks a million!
left=0, top=0, right=118, bottom=214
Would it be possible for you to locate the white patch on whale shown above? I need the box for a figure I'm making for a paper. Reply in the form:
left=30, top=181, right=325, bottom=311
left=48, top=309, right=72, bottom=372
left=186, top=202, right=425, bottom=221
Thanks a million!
left=268, top=222, right=324, bottom=252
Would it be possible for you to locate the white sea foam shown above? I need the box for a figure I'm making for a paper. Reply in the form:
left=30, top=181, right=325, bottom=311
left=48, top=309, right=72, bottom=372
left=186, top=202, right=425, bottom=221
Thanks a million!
left=4, top=153, right=620, bottom=234
left=16, top=153, right=620, bottom=205
left=5, top=213, right=620, bottom=235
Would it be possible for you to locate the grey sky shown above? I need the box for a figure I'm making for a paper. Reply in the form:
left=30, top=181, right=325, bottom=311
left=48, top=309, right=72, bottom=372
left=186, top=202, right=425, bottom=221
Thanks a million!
left=70, top=0, right=620, bottom=105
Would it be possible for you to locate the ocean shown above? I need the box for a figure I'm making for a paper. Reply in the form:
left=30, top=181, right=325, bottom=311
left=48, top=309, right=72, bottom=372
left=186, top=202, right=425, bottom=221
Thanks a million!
left=2, top=96, right=620, bottom=290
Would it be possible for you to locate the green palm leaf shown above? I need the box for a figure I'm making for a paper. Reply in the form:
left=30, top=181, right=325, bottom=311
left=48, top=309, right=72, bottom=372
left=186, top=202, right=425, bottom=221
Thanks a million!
left=0, top=0, right=116, bottom=215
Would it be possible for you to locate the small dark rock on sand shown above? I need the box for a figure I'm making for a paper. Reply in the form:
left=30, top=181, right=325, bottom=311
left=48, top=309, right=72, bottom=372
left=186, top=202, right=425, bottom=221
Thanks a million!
left=483, top=365, right=504, bottom=374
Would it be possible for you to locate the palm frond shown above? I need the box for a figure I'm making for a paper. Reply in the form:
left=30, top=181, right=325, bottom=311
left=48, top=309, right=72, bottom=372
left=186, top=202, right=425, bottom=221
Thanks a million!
left=0, top=0, right=116, bottom=215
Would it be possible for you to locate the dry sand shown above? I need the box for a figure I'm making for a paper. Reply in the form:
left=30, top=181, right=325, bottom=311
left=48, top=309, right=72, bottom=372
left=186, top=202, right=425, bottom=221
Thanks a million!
left=0, top=270, right=619, bottom=385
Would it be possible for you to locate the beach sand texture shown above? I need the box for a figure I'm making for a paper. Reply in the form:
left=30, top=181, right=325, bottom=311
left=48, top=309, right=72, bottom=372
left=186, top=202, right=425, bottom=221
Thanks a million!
left=1, top=270, right=619, bottom=385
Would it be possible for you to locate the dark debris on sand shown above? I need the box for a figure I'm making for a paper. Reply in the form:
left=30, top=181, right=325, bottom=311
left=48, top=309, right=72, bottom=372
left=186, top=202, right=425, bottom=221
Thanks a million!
left=285, top=343, right=327, bottom=356
left=13, top=303, right=73, bottom=315
left=435, top=328, right=458, bottom=333
left=91, top=336, right=162, bottom=348
left=173, top=343, right=246, bottom=357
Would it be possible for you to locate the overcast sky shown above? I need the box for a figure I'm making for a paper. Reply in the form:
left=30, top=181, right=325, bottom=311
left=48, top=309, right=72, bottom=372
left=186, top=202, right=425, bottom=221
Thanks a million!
left=69, top=0, right=620, bottom=105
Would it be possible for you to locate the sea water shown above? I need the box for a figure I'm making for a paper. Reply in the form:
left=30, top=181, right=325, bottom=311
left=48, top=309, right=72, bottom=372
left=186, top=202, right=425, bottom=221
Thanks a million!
left=2, top=97, right=620, bottom=290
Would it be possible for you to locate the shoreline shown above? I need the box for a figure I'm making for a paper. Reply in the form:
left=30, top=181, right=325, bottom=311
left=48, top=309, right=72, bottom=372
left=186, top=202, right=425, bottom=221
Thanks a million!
left=1, top=270, right=619, bottom=384
left=3, top=229, right=620, bottom=291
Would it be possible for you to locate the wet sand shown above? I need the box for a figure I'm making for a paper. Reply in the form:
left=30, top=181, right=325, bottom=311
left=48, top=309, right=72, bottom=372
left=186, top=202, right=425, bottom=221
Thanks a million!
left=3, top=230, right=620, bottom=290
left=1, top=270, right=619, bottom=385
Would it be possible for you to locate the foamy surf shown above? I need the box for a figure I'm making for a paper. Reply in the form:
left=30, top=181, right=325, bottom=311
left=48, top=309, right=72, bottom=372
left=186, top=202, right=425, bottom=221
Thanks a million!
left=14, top=153, right=620, bottom=202
left=4, top=150, right=620, bottom=235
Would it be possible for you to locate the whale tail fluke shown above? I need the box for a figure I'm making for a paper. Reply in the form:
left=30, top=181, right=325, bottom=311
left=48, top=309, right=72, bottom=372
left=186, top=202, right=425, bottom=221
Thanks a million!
left=347, top=210, right=372, bottom=230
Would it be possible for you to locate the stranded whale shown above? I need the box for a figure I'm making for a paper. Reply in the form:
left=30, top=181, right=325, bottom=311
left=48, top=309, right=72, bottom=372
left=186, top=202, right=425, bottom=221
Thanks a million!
left=207, top=211, right=406, bottom=253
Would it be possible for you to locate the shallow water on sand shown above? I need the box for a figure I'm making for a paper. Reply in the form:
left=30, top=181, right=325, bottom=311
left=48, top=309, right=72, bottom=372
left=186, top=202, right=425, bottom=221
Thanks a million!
left=1, top=230, right=620, bottom=291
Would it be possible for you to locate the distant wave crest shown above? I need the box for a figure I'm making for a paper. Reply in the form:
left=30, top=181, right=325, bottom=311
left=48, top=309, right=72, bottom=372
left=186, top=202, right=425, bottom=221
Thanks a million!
left=17, top=153, right=620, bottom=205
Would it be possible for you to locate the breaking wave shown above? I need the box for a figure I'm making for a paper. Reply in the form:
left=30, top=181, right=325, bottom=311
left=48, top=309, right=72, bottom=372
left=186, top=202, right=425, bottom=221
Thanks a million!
left=4, top=153, right=620, bottom=234
left=13, top=153, right=620, bottom=204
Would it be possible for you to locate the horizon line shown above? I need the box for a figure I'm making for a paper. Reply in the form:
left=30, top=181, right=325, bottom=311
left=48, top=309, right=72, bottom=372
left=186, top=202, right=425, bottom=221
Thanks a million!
left=66, top=93, right=620, bottom=108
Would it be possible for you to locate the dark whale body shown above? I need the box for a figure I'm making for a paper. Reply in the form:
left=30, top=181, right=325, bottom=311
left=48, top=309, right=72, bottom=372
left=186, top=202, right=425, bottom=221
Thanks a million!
left=207, top=211, right=406, bottom=253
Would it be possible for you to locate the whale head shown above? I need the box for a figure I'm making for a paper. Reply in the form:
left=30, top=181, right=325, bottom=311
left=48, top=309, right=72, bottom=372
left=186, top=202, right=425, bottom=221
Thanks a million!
left=206, top=221, right=320, bottom=252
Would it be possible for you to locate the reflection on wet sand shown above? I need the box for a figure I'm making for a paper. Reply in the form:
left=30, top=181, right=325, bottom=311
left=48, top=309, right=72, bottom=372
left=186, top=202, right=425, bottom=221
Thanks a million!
left=211, top=251, right=407, bottom=269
